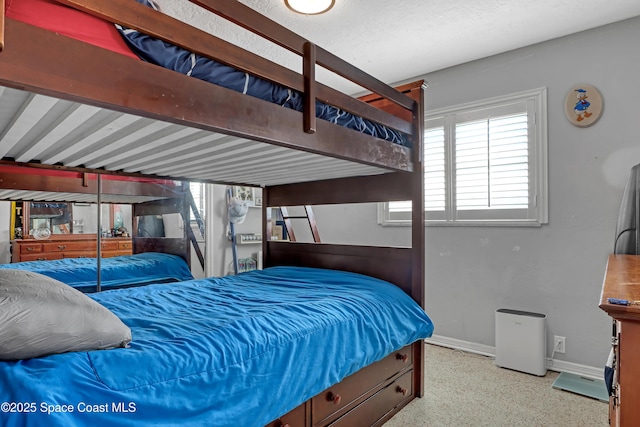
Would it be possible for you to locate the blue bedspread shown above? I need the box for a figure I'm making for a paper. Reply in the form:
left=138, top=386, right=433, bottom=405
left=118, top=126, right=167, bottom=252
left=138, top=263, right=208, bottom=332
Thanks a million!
left=0, top=252, right=193, bottom=292
left=116, top=0, right=410, bottom=147
left=0, top=267, right=433, bottom=427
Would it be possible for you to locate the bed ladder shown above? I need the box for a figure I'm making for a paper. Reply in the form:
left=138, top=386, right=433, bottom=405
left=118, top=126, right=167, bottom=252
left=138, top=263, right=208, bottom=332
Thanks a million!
left=278, top=206, right=321, bottom=243
left=184, top=187, right=205, bottom=270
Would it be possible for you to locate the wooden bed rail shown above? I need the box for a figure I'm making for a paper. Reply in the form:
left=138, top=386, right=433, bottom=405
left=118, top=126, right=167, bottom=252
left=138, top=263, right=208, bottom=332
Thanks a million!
left=193, top=0, right=416, bottom=135
left=191, top=0, right=415, bottom=110
left=266, top=242, right=414, bottom=296
left=0, top=165, right=184, bottom=199
left=55, top=0, right=414, bottom=137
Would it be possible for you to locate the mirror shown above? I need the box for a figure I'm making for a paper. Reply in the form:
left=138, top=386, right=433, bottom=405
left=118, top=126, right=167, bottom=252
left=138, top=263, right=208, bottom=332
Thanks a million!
left=1, top=167, right=100, bottom=265
left=25, top=202, right=72, bottom=237
left=1, top=166, right=204, bottom=292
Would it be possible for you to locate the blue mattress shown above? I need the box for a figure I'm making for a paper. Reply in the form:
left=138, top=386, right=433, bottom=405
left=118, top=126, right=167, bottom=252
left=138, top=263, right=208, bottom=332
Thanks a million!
left=116, top=0, right=410, bottom=147
left=0, top=266, right=434, bottom=427
left=0, top=252, right=193, bottom=292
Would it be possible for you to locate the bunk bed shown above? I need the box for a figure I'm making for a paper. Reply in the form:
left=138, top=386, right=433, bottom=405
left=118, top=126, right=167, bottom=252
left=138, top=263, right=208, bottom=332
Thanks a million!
left=0, top=0, right=429, bottom=426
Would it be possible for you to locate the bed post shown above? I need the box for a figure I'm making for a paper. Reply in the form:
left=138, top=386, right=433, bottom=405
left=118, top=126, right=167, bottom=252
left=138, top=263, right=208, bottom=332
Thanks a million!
left=303, top=42, right=317, bottom=134
left=410, top=82, right=426, bottom=398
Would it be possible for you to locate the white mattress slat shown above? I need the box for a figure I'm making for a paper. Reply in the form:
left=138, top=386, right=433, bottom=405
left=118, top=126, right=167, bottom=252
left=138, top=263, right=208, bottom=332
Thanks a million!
left=14, top=104, right=102, bottom=163
left=43, top=114, right=142, bottom=165
left=135, top=140, right=271, bottom=176
left=0, top=93, right=59, bottom=159
left=102, top=127, right=208, bottom=170
left=79, top=119, right=175, bottom=169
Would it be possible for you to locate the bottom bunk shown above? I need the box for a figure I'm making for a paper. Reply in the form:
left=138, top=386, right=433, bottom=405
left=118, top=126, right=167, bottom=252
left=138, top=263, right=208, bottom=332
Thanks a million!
left=0, top=265, right=433, bottom=427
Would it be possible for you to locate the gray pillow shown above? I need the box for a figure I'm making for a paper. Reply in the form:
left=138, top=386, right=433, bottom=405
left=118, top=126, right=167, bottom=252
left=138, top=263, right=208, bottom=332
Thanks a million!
left=0, top=269, right=132, bottom=360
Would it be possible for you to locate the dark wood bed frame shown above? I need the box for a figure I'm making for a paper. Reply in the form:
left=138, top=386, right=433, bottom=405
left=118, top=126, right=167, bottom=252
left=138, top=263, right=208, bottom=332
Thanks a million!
left=0, top=1, right=425, bottom=425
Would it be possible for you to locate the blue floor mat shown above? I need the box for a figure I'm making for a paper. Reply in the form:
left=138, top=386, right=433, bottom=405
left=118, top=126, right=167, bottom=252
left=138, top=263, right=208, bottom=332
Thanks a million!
left=552, top=372, right=609, bottom=402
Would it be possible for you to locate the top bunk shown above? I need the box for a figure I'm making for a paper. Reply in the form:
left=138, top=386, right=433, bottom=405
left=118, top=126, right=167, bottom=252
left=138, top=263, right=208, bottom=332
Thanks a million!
left=0, top=0, right=423, bottom=188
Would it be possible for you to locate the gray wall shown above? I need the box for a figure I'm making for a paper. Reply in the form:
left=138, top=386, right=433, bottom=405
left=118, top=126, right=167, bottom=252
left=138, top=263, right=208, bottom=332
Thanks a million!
left=208, top=184, right=263, bottom=277
left=310, top=16, right=640, bottom=369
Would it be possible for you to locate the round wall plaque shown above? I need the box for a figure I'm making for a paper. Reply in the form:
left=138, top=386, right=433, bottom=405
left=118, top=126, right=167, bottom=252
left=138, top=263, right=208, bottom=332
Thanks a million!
left=564, top=84, right=603, bottom=128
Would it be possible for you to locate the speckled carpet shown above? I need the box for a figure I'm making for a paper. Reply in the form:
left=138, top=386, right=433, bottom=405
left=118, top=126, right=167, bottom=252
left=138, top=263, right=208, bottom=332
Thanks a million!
left=383, top=344, right=608, bottom=427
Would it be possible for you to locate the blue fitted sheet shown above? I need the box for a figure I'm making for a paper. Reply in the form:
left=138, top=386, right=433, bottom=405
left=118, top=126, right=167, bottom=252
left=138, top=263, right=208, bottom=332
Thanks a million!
left=0, top=252, right=193, bottom=292
left=116, top=0, right=411, bottom=147
left=0, top=266, right=433, bottom=427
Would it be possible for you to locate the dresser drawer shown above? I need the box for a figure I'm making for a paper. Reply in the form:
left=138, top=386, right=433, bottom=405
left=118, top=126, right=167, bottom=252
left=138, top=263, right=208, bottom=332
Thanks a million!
left=19, top=243, right=43, bottom=254
left=312, top=345, right=412, bottom=425
left=264, top=402, right=307, bottom=427
left=101, top=241, right=119, bottom=251
left=19, top=252, right=64, bottom=262
left=326, top=370, right=413, bottom=427
left=118, top=240, right=132, bottom=251
left=101, top=251, right=132, bottom=258
left=42, top=241, right=96, bottom=252
left=62, top=251, right=97, bottom=259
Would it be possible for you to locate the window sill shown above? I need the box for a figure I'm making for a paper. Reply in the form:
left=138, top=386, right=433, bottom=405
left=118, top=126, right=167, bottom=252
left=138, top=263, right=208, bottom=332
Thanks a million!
left=379, top=220, right=544, bottom=228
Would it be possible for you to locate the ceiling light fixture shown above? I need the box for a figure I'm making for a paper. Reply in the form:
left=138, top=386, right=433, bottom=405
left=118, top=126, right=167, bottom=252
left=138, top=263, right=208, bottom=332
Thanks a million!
left=285, top=0, right=335, bottom=15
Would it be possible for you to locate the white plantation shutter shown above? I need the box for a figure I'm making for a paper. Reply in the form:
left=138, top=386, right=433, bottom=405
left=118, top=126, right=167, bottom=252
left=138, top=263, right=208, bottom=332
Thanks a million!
left=455, top=109, right=529, bottom=211
left=382, top=88, right=547, bottom=226
left=189, top=182, right=205, bottom=222
left=388, top=200, right=412, bottom=212
left=385, top=125, right=446, bottom=220
left=425, top=125, right=446, bottom=212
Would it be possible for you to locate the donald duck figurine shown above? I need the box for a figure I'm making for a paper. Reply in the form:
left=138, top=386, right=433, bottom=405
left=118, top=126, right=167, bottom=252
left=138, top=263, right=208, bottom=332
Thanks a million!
left=573, top=88, right=593, bottom=121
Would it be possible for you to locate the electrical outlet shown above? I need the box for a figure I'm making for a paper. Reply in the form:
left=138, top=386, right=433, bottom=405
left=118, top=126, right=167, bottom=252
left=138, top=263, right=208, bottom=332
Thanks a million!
left=554, top=335, right=566, bottom=354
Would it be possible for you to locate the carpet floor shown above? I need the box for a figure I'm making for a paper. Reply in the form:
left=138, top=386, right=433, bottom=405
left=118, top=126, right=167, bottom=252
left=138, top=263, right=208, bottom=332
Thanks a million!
left=384, top=344, right=608, bottom=427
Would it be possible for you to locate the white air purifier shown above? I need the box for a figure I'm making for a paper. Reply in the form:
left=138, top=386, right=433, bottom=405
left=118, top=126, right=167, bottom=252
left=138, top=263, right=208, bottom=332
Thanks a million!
left=495, top=309, right=547, bottom=376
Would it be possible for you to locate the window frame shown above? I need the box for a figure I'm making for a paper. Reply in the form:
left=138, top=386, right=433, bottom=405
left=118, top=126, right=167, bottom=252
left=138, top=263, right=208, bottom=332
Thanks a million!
left=379, top=87, right=548, bottom=227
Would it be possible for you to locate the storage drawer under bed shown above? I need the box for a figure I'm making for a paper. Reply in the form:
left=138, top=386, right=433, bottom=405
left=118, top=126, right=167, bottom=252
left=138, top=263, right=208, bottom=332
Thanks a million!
left=327, top=370, right=414, bottom=427
left=312, top=345, right=413, bottom=426
left=265, top=402, right=307, bottom=427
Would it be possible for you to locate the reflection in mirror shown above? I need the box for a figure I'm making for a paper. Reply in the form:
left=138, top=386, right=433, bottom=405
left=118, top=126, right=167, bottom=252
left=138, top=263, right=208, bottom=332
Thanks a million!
left=97, top=176, right=205, bottom=291
left=26, top=202, right=71, bottom=237
left=0, top=165, right=100, bottom=291
left=0, top=166, right=204, bottom=294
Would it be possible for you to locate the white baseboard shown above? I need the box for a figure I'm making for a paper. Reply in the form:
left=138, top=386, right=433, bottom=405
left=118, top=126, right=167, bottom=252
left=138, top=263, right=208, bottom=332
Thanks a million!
left=425, top=334, right=603, bottom=380
left=425, top=334, right=496, bottom=357
left=546, top=358, right=603, bottom=380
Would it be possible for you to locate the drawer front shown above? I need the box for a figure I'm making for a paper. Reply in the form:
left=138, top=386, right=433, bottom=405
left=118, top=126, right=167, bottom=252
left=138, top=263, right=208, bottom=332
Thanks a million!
left=312, top=345, right=413, bottom=425
left=42, top=241, right=96, bottom=252
left=327, top=370, right=413, bottom=427
left=19, top=252, right=64, bottom=262
left=101, top=241, right=119, bottom=251
left=264, top=402, right=306, bottom=427
left=19, top=243, right=43, bottom=254
left=101, top=251, right=132, bottom=259
left=62, top=251, right=97, bottom=259
left=117, top=240, right=132, bottom=251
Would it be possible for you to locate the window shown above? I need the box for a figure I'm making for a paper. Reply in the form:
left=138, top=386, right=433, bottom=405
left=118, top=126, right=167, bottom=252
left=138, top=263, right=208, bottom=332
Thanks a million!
left=189, top=182, right=206, bottom=223
left=381, top=88, right=548, bottom=226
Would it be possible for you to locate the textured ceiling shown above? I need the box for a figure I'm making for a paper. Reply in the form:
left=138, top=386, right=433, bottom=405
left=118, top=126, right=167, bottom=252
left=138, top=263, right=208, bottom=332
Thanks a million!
left=155, top=0, right=640, bottom=94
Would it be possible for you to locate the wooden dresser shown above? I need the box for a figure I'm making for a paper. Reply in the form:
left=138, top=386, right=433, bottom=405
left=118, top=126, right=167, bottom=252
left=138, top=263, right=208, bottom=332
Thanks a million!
left=265, top=343, right=417, bottom=427
left=600, top=254, right=640, bottom=426
left=11, top=235, right=132, bottom=263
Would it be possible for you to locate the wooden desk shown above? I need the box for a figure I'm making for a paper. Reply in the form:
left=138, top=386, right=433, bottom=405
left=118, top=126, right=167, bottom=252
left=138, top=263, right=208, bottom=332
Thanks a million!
left=600, top=254, right=640, bottom=426
left=11, top=235, right=132, bottom=262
